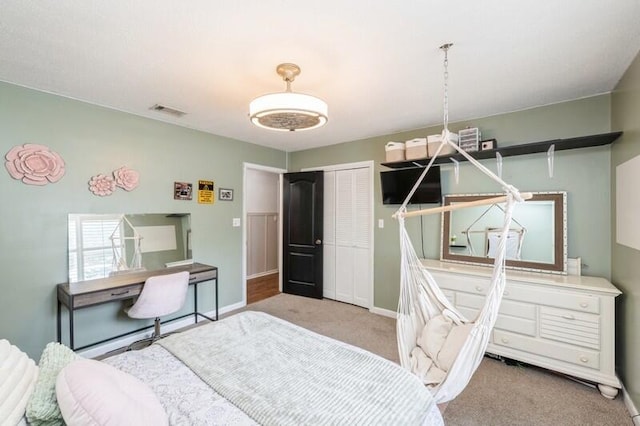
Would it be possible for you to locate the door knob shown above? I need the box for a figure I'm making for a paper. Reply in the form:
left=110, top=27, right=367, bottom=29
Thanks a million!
left=315, top=239, right=322, bottom=245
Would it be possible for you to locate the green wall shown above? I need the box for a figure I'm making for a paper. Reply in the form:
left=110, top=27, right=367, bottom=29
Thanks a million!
left=0, top=77, right=626, bottom=397
left=0, top=81, right=286, bottom=359
left=290, top=95, right=613, bottom=311
left=611, top=49, right=640, bottom=410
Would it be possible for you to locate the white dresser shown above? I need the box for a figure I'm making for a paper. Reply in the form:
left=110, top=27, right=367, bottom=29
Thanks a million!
left=422, top=259, right=622, bottom=398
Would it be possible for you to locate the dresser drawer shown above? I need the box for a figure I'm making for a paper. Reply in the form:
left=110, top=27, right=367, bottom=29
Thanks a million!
left=454, top=294, right=536, bottom=336
left=431, top=271, right=490, bottom=294
left=442, top=289, right=455, bottom=303
left=493, top=330, right=600, bottom=370
left=456, top=291, right=536, bottom=319
left=74, top=284, right=142, bottom=308
left=504, top=282, right=600, bottom=314
left=190, top=268, right=217, bottom=283
left=539, top=307, right=600, bottom=350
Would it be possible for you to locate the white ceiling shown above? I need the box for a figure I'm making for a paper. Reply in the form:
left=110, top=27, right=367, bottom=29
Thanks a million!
left=1, top=1, right=639, bottom=152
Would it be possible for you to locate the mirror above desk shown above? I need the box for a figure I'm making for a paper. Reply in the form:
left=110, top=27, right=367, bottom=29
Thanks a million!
left=68, top=213, right=192, bottom=283
left=441, top=192, right=567, bottom=274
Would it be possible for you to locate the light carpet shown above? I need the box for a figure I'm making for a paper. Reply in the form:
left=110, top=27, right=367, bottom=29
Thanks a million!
left=236, top=293, right=633, bottom=426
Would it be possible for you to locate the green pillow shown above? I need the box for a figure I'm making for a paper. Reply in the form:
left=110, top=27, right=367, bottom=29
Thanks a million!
left=26, top=342, right=80, bottom=426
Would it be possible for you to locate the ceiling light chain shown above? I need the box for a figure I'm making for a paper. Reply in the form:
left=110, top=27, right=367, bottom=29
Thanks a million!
left=440, top=43, right=453, bottom=131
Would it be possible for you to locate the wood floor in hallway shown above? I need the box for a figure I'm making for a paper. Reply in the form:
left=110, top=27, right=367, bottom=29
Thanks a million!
left=247, top=272, right=279, bottom=304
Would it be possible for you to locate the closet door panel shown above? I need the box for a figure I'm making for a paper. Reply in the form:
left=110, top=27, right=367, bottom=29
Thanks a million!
left=321, top=165, right=372, bottom=308
left=352, top=167, right=371, bottom=249
left=335, top=170, right=354, bottom=247
left=323, top=244, right=336, bottom=299
left=323, top=171, right=336, bottom=299
left=324, top=171, right=336, bottom=246
left=335, top=245, right=354, bottom=303
left=353, top=247, right=371, bottom=308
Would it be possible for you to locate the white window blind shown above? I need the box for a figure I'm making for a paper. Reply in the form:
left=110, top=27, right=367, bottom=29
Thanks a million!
left=68, top=215, right=123, bottom=282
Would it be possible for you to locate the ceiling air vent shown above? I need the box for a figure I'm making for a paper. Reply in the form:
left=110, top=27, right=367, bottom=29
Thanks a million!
left=149, top=104, right=186, bottom=117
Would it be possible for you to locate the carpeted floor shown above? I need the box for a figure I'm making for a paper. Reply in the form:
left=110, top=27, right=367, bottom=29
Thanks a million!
left=237, top=293, right=633, bottom=425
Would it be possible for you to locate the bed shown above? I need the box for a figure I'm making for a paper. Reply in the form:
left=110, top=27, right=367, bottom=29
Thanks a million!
left=2, top=311, right=442, bottom=425
left=99, top=311, right=444, bottom=425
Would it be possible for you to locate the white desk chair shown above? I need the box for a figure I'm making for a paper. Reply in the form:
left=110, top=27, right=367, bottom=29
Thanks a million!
left=125, top=271, right=190, bottom=348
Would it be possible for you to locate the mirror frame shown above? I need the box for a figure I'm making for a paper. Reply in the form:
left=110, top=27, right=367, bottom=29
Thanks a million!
left=441, top=192, right=567, bottom=274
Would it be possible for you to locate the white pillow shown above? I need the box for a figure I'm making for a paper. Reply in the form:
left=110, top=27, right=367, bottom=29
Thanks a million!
left=418, top=314, right=454, bottom=360
left=436, top=323, right=474, bottom=372
left=0, top=339, right=39, bottom=425
left=56, top=359, right=168, bottom=426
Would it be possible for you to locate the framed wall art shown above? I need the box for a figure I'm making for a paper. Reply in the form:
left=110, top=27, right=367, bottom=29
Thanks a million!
left=174, top=182, right=193, bottom=200
left=219, top=188, right=233, bottom=201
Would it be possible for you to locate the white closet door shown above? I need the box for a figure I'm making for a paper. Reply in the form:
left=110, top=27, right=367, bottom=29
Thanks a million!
left=320, top=164, right=372, bottom=308
left=323, top=171, right=336, bottom=299
left=335, top=170, right=355, bottom=303
left=352, top=167, right=372, bottom=307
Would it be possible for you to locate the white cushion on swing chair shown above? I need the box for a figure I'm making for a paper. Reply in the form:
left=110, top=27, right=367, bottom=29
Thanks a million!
left=410, top=314, right=474, bottom=386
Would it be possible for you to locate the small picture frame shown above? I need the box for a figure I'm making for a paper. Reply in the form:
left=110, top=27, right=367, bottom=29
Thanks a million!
left=480, top=139, right=497, bottom=151
left=174, top=182, right=193, bottom=200
left=219, top=188, right=233, bottom=201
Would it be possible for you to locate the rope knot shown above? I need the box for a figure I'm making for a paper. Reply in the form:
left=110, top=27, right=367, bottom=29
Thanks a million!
left=503, top=185, right=524, bottom=203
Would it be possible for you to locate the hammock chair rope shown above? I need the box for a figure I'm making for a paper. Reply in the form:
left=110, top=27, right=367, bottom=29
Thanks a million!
left=394, top=44, right=530, bottom=403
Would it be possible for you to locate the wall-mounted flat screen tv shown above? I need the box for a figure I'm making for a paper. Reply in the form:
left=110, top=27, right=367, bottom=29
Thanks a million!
left=380, top=166, right=442, bottom=205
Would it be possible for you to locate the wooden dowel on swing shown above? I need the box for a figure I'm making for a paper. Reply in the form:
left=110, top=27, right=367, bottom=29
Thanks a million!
left=393, top=192, right=533, bottom=219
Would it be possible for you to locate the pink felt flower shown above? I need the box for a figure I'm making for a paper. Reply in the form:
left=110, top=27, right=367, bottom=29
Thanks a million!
left=89, top=174, right=116, bottom=196
left=4, top=144, right=65, bottom=185
left=113, top=166, right=139, bottom=191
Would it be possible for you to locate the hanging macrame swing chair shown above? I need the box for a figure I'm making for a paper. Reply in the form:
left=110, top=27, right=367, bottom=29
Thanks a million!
left=395, top=44, right=532, bottom=404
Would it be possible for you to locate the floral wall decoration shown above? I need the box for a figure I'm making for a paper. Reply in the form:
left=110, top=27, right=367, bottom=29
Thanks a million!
left=5, top=144, right=66, bottom=185
left=89, top=174, right=116, bottom=196
left=113, top=166, right=139, bottom=191
left=89, top=166, right=139, bottom=196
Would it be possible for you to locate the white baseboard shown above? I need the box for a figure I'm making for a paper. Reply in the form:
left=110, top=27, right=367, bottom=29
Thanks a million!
left=247, top=270, right=278, bottom=280
left=369, top=306, right=397, bottom=319
left=78, top=300, right=246, bottom=359
left=622, top=382, right=640, bottom=425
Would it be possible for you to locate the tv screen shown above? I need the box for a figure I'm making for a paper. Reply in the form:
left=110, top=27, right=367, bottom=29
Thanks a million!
left=380, top=166, right=442, bottom=205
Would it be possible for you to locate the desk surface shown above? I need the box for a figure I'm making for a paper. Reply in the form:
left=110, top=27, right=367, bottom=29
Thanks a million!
left=57, top=263, right=218, bottom=350
left=58, top=263, right=217, bottom=296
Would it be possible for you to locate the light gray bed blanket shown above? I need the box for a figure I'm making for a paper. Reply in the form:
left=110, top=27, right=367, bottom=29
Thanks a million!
left=157, top=311, right=440, bottom=426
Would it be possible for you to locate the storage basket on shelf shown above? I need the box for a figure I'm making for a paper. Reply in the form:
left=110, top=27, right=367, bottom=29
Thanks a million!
left=385, top=142, right=406, bottom=162
left=427, top=133, right=459, bottom=156
left=405, top=138, right=428, bottom=160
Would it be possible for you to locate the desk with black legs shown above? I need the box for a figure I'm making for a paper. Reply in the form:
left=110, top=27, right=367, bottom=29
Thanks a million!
left=57, top=263, right=218, bottom=351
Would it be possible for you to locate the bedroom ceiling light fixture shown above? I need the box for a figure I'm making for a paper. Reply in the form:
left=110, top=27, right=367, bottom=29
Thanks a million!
left=249, top=63, right=328, bottom=132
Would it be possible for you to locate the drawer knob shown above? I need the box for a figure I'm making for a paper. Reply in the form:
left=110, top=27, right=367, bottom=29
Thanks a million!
left=503, top=290, right=510, bottom=296
left=580, top=356, right=589, bottom=363
left=110, top=290, right=130, bottom=297
left=562, top=314, right=575, bottom=320
left=580, top=302, right=589, bottom=308
left=475, top=286, right=483, bottom=292
left=501, top=337, right=509, bottom=344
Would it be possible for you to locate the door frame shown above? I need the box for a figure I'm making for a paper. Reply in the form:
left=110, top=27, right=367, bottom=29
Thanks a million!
left=301, top=160, right=374, bottom=309
left=242, top=162, right=287, bottom=306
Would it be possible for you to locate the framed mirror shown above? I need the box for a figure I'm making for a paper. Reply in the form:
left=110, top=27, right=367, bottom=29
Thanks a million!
left=441, top=192, right=567, bottom=274
left=68, top=213, right=192, bottom=283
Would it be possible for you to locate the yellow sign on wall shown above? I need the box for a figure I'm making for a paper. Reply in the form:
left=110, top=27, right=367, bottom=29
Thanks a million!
left=198, top=180, right=214, bottom=204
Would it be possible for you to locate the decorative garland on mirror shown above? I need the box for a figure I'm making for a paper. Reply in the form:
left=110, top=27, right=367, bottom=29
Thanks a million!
left=4, top=144, right=66, bottom=185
